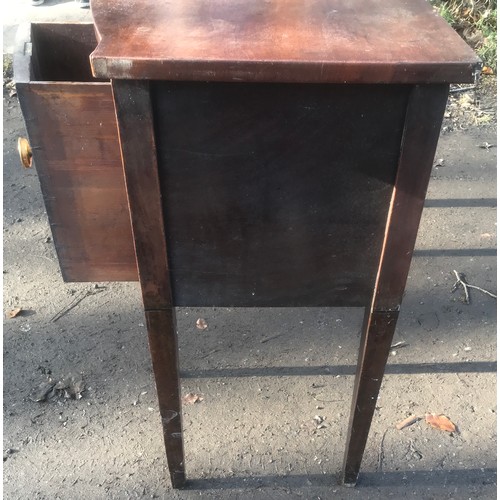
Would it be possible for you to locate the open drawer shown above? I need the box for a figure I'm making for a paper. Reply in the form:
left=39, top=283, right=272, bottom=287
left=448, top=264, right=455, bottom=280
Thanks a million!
left=14, top=23, right=137, bottom=282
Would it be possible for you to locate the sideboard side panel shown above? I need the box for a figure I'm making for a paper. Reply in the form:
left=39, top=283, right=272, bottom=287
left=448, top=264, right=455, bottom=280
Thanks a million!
left=152, top=82, right=411, bottom=307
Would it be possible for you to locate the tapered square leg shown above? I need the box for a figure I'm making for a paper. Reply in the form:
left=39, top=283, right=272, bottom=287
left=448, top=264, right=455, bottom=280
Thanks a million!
left=342, top=308, right=398, bottom=484
left=146, top=309, right=185, bottom=488
left=111, top=79, right=186, bottom=488
left=341, top=84, right=450, bottom=485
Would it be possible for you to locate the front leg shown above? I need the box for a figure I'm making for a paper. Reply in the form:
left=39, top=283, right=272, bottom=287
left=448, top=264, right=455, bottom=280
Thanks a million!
left=111, top=80, right=186, bottom=488
left=342, top=84, right=449, bottom=485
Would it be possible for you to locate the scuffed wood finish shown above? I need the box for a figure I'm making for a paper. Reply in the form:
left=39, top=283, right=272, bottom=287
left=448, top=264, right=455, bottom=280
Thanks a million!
left=90, top=0, right=480, bottom=83
left=146, top=309, right=185, bottom=489
left=153, top=82, right=410, bottom=307
left=343, top=308, right=399, bottom=484
left=16, top=7, right=472, bottom=491
left=111, top=80, right=172, bottom=310
left=16, top=82, right=137, bottom=282
left=112, top=80, right=185, bottom=488
left=342, top=85, right=450, bottom=485
left=15, top=23, right=137, bottom=282
left=372, top=85, right=453, bottom=310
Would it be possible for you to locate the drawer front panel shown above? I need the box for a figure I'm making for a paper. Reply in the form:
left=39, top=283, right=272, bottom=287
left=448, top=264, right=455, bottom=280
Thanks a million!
left=17, top=82, right=137, bottom=282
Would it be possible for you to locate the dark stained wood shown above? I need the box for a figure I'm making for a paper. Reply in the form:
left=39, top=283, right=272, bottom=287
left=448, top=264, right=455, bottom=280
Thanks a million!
left=15, top=23, right=137, bottom=282
left=30, top=23, right=105, bottom=82
left=342, top=85, right=450, bottom=485
left=153, top=82, right=410, bottom=307
left=111, top=80, right=172, bottom=310
left=373, top=85, right=453, bottom=310
left=343, top=308, right=399, bottom=484
left=145, top=309, right=185, bottom=489
left=90, top=0, right=480, bottom=83
left=111, top=80, right=185, bottom=488
left=16, top=10, right=467, bottom=491
left=16, top=82, right=137, bottom=282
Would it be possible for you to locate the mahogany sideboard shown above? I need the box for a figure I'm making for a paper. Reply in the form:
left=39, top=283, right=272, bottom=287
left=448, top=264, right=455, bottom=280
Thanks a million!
left=15, top=0, right=480, bottom=489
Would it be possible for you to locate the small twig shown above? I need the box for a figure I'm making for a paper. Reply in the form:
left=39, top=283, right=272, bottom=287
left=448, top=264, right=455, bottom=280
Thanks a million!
left=449, top=85, right=477, bottom=94
left=377, top=429, right=388, bottom=472
left=452, top=270, right=470, bottom=303
left=312, top=396, right=344, bottom=403
left=50, top=292, right=88, bottom=322
left=199, top=348, right=221, bottom=360
left=451, top=270, right=496, bottom=304
left=260, top=334, right=282, bottom=344
left=466, top=284, right=497, bottom=299
left=455, top=373, right=470, bottom=387
left=390, top=341, right=408, bottom=350
left=50, top=287, right=105, bottom=322
left=395, top=415, right=421, bottom=430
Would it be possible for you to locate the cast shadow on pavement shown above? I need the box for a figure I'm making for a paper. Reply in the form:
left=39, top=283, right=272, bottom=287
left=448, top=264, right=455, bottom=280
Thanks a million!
left=181, top=361, right=497, bottom=380
left=185, top=467, right=496, bottom=490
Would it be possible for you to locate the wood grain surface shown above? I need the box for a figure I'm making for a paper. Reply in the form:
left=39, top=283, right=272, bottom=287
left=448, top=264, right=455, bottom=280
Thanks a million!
left=112, top=80, right=173, bottom=309
left=153, top=82, right=410, bottom=307
left=342, top=84, right=450, bottom=485
left=16, top=18, right=463, bottom=491
left=112, top=80, right=186, bottom=488
left=16, top=82, right=137, bottom=282
left=15, top=23, right=137, bottom=282
left=90, top=0, right=480, bottom=83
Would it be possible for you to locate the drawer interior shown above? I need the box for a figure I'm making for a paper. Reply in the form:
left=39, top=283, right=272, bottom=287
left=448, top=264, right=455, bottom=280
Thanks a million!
left=30, top=23, right=103, bottom=82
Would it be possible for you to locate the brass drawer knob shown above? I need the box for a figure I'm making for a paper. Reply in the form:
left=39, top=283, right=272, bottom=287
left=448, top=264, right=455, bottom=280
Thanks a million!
left=17, top=137, right=32, bottom=168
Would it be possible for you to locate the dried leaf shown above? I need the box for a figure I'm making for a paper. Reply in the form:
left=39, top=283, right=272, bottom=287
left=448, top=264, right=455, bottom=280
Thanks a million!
left=396, top=415, right=421, bottom=430
left=425, top=413, right=456, bottom=433
left=182, top=393, right=204, bottom=404
left=196, top=318, right=208, bottom=330
left=7, top=307, right=22, bottom=319
left=33, top=373, right=86, bottom=401
left=482, top=66, right=494, bottom=75
left=30, top=380, right=56, bottom=402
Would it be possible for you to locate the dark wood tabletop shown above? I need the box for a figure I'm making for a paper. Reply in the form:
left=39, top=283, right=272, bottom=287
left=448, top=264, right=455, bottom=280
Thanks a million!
left=90, top=0, right=480, bottom=83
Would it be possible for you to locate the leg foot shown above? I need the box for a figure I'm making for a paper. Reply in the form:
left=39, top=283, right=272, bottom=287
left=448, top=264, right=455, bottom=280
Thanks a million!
left=342, top=308, right=398, bottom=484
left=146, top=309, right=186, bottom=488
